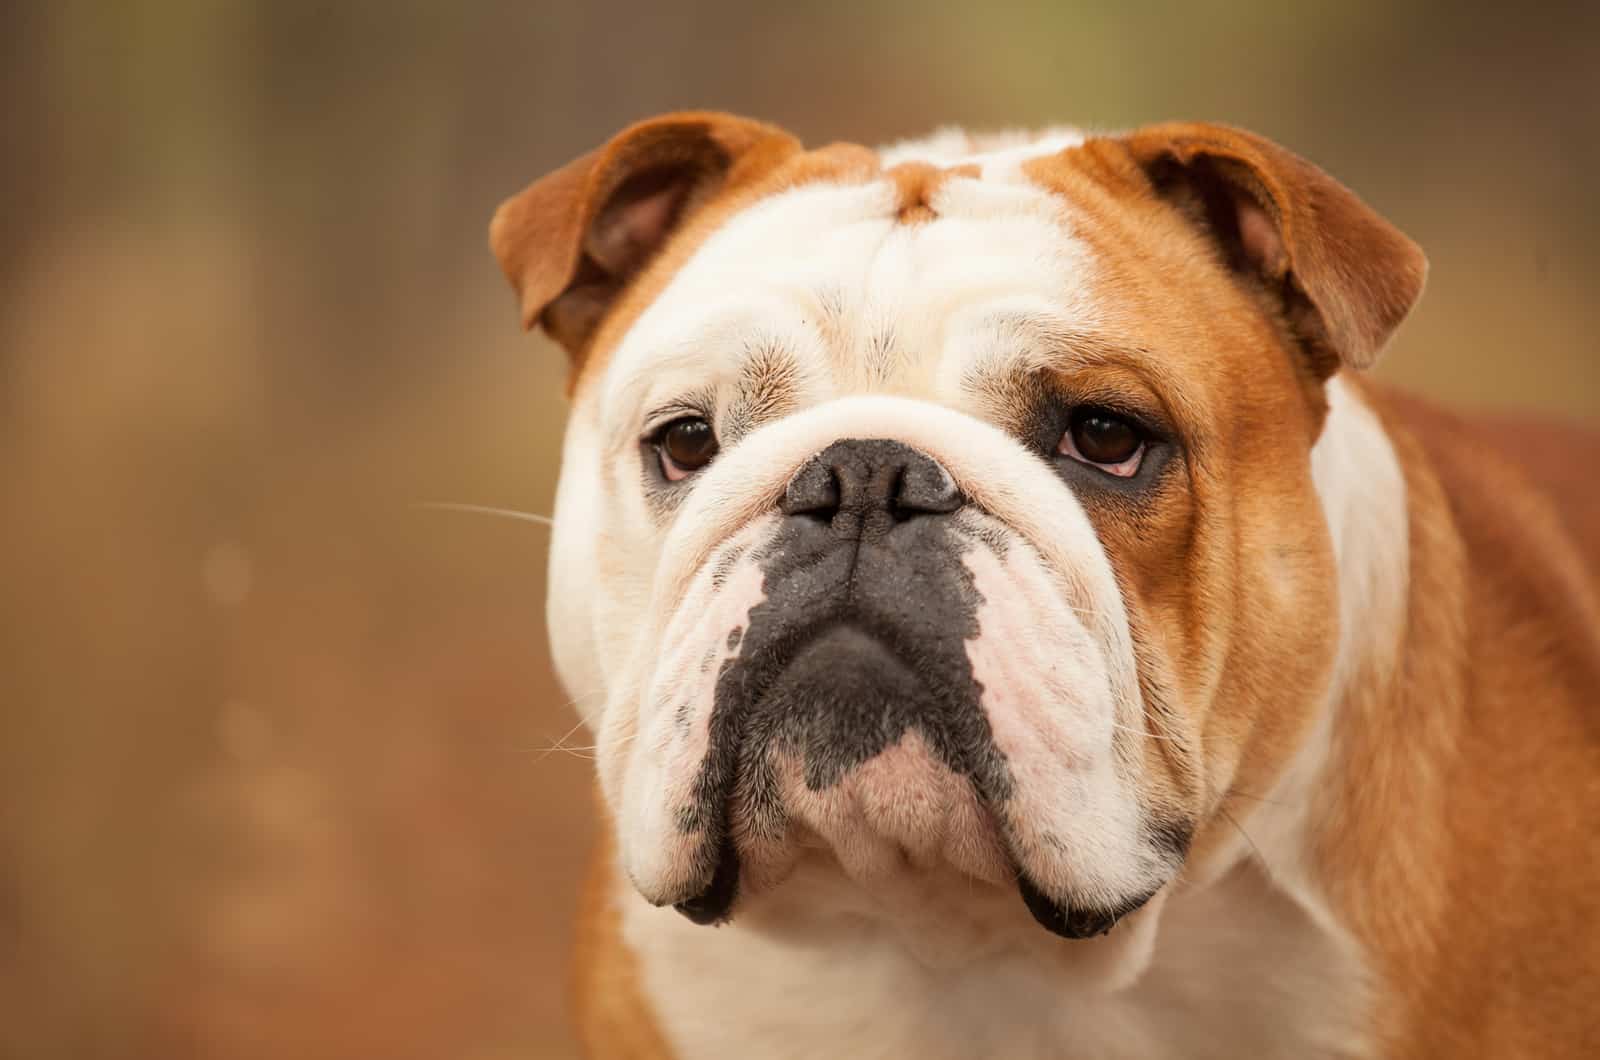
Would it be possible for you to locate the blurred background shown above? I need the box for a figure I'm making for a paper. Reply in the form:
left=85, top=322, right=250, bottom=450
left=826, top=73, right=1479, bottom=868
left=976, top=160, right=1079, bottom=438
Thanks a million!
left=2, top=2, right=1596, bottom=1057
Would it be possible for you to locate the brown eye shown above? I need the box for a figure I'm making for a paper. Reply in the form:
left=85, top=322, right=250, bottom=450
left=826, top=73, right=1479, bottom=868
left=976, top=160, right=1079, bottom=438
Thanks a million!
left=1060, top=409, right=1145, bottom=477
left=658, top=417, right=719, bottom=481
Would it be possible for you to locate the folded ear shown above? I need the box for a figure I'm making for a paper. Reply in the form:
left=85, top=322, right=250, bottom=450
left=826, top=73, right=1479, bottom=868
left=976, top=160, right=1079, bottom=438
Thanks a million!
left=1115, top=122, right=1427, bottom=376
left=489, top=112, right=801, bottom=362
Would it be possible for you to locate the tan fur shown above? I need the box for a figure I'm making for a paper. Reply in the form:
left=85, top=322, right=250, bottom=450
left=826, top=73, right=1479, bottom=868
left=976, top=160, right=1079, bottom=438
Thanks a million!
left=573, top=395, right=1600, bottom=1057
left=1316, top=390, right=1600, bottom=1056
left=491, top=114, right=1600, bottom=1057
left=1118, top=123, right=1429, bottom=374
left=884, top=160, right=970, bottom=223
left=572, top=817, right=675, bottom=1059
left=1019, top=133, right=1357, bottom=838
left=489, top=112, right=803, bottom=376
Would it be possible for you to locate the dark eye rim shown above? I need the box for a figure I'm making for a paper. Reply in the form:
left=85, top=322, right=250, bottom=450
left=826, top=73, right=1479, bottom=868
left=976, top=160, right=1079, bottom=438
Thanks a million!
left=1042, top=397, right=1177, bottom=492
left=645, top=414, right=720, bottom=481
left=1064, top=406, right=1147, bottom=468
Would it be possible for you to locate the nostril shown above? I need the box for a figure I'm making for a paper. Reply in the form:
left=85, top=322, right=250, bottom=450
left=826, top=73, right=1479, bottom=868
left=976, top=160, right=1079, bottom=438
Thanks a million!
left=887, top=466, right=910, bottom=521
left=895, top=455, right=964, bottom=516
left=779, top=459, right=841, bottom=520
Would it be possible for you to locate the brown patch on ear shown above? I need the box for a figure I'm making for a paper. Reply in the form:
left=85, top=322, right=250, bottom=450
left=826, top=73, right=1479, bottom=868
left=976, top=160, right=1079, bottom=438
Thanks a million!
left=1116, top=122, right=1428, bottom=375
left=489, top=112, right=801, bottom=363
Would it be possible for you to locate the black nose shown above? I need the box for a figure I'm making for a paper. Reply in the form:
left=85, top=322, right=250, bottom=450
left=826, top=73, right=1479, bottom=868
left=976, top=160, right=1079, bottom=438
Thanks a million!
left=780, top=439, right=963, bottom=533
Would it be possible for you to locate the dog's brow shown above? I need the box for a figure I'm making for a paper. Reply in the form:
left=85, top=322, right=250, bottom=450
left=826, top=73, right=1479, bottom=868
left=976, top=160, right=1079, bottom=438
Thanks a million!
left=813, top=284, right=848, bottom=346
left=600, top=315, right=766, bottom=442
left=962, top=312, right=1124, bottom=384
left=723, top=340, right=804, bottom=444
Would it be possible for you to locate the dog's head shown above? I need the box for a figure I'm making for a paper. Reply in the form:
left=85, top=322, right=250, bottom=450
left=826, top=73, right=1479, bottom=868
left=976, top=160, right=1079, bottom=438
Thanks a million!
left=492, top=113, right=1423, bottom=970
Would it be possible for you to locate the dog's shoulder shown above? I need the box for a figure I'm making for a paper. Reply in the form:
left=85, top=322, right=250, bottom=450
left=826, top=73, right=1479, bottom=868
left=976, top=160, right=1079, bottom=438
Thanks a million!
left=1371, top=380, right=1600, bottom=590
left=1360, top=378, right=1600, bottom=1054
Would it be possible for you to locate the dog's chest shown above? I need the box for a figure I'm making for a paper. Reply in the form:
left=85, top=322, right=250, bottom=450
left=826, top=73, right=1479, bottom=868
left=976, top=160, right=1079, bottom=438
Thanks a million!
left=619, top=862, right=1371, bottom=1059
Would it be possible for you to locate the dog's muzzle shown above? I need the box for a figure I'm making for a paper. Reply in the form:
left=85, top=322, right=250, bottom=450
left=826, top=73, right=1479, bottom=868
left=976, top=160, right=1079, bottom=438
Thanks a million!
left=673, top=439, right=1012, bottom=913
left=660, top=437, right=1170, bottom=940
left=675, top=440, right=1090, bottom=929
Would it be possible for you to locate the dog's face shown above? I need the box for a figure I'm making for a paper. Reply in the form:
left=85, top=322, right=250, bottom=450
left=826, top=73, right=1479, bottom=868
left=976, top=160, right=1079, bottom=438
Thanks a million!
left=493, top=114, right=1423, bottom=962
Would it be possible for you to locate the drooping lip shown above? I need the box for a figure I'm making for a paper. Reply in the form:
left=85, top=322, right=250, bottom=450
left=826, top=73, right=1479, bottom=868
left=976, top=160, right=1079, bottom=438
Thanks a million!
left=666, top=621, right=1160, bottom=939
left=1017, top=873, right=1161, bottom=939
left=670, top=619, right=982, bottom=923
left=672, top=834, right=741, bottom=925
left=673, top=789, right=1160, bottom=940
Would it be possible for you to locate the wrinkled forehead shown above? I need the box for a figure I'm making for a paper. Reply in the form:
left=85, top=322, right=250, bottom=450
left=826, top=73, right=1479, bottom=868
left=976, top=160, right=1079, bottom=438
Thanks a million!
left=594, top=131, right=1111, bottom=435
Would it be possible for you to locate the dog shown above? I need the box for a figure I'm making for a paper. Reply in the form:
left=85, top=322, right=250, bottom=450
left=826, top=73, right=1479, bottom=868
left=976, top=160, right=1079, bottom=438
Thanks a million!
left=489, top=113, right=1600, bottom=1058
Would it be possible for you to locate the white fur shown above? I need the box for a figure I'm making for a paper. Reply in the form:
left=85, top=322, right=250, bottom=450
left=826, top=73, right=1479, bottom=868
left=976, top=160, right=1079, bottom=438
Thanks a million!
left=964, top=538, right=1174, bottom=911
left=621, top=849, right=1370, bottom=1059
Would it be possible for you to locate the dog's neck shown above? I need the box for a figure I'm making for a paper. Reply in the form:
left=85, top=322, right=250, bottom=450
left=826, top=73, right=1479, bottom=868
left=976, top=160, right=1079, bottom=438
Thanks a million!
left=1187, top=376, right=1415, bottom=917
left=597, top=378, right=1428, bottom=1059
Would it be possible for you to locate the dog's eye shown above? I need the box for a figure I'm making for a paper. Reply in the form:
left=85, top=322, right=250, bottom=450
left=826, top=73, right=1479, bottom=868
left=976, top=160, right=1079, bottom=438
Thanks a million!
left=1059, top=408, right=1145, bottom=478
left=657, top=417, right=719, bottom=481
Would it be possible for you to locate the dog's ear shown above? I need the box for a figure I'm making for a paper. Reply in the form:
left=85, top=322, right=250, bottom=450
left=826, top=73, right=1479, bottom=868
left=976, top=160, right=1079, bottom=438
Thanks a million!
left=490, top=111, right=801, bottom=365
left=1114, top=122, right=1426, bottom=377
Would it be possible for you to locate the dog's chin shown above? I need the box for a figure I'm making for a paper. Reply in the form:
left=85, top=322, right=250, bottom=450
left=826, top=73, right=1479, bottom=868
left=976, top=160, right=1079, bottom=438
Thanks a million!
left=708, top=841, right=1173, bottom=991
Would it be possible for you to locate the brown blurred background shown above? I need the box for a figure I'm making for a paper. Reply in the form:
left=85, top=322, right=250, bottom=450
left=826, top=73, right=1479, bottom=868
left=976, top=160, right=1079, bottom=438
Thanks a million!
left=2, top=3, right=1596, bottom=1058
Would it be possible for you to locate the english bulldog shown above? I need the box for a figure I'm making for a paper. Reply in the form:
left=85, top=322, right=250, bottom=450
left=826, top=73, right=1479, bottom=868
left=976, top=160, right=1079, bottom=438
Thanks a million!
left=489, top=113, right=1600, bottom=1058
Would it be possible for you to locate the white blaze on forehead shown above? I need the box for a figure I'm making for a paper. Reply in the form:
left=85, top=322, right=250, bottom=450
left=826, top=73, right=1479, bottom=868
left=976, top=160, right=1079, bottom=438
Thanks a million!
left=595, top=161, right=1100, bottom=442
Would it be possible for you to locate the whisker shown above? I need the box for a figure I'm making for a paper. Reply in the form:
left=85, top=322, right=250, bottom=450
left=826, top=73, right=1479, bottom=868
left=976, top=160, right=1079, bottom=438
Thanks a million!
left=508, top=690, right=642, bottom=761
left=1217, top=804, right=1275, bottom=879
left=528, top=712, right=593, bottom=763
left=516, top=731, right=640, bottom=756
left=557, top=688, right=608, bottom=712
left=1223, top=788, right=1294, bottom=809
left=523, top=747, right=598, bottom=761
left=414, top=501, right=554, bottom=527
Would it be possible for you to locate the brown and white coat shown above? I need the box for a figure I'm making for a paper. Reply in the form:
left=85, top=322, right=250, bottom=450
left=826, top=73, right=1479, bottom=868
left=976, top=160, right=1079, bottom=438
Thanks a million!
left=490, top=113, right=1600, bottom=1059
